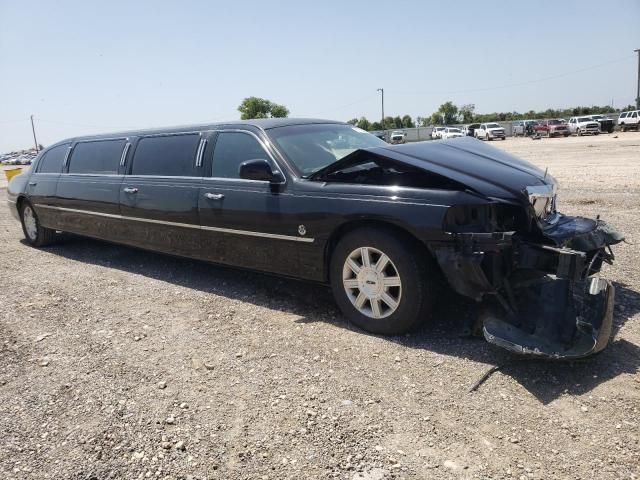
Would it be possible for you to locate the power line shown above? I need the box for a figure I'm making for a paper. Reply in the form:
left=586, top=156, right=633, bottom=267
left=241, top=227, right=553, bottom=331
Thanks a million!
left=392, top=55, right=636, bottom=96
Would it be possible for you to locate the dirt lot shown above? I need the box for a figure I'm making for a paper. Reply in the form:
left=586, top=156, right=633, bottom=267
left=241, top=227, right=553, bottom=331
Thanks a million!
left=1, top=133, right=639, bottom=480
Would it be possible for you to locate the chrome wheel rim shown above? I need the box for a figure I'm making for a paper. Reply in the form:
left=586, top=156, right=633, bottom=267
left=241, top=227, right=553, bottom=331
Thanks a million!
left=23, top=206, right=38, bottom=241
left=342, top=247, right=402, bottom=319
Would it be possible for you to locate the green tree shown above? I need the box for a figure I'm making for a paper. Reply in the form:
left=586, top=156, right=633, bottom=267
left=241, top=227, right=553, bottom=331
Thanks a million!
left=370, top=121, right=382, bottom=130
left=238, top=96, right=289, bottom=120
left=356, top=117, right=372, bottom=131
left=347, top=118, right=358, bottom=125
left=433, top=101, right=459, bottom=125
left=459, top=104, right=475, bottom=123
left=401, top=115, right=415, bottom=128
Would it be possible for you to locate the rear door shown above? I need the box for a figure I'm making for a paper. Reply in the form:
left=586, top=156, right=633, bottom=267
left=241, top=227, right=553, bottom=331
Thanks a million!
left=26, top=143, right=71, bottom=230
left=198, top=129, right=308, bottom=276
left=54, top=137, right=129, bottom=239
left=118, top=131, right=206, bottom=256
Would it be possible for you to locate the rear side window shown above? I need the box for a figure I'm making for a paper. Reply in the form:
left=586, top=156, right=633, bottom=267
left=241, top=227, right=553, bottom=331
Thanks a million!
left=131, top=134, right=200, bottom=176
left=37, top=144, right=68, bottom=173
left=211, top=132, right=269, bottom=179
left=620, top=112, right=628, bottom=118
left=68, top=139, right=126, bottom=174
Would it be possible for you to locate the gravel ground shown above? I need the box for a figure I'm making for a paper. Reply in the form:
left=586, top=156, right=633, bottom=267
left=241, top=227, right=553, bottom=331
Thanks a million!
left=1, top=133, right=639, bottom=479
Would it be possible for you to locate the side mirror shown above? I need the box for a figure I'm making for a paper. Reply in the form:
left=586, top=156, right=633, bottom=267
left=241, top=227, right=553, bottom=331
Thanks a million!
left=239, top=159, right=284, bottom=183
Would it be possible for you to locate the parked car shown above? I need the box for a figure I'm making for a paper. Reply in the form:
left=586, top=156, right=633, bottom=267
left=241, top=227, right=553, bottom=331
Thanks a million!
left=618, top=110, right=639, bottom=131
left=512, top=120, right=538, bottom=137
left=441, top=127, right=464, bottom=139
left=462, top=123, right=480, bottom=137
left=430, top=126, right=446, bottom=139
left=588, top=114, right=615, bottom=133
left=389, top=131, right=406, bottom=144
left=533, top=119, right=570, bottom=137
left=568, top=116, right=600, bottom=136
left=475, top=123, right=506, bottom=140
left=6, top=118, right=623, bottom=359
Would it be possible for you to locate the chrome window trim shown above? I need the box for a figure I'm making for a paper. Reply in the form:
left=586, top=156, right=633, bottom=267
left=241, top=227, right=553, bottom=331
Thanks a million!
left=195, top=138, right=207, bottom=167
left=35, top=205, right=314, bottom=243
left=59, top=173, right=126, bottom=178
left=209, top=129, right=287, bottom=185
left=75, top=136, right=129, bottom=144
left=122, top=175, right=203, bottom=181
left=140, top=131, right=201, bottom=139
left=120, top=142, right=131, bottom=167
left=63, top=146, right=73, bottom=167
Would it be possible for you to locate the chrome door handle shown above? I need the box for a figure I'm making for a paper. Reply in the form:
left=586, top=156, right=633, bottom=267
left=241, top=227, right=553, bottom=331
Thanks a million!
left=28, top=182, right=37, bottom=186
left=123, top=187, right=138, bottom=194
left=205, top=193, right=224, bottom=200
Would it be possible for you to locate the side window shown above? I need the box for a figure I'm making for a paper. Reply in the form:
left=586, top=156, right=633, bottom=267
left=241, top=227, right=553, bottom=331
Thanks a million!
left=211, top=132, right=269, bottom=179
left=68, top=139, right=126, bottom=174
left=131, top=134, right=200, bottom=176
left=37, top=144, right=68, bottom=173
left=632, top=112, right=638, bottom=118
left=620, top=113, right=627, bottom=118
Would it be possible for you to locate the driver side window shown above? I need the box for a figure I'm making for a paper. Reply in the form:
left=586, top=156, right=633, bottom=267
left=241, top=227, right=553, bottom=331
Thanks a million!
left=211, top=132, right=269, bottom=179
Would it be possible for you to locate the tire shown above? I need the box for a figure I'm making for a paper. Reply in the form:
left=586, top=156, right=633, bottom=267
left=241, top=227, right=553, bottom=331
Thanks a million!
left=20, top=201, right=57, bottom=247
left=329, top=227, right=435, bottom=335
left=577, top=130, right=582, bottom=136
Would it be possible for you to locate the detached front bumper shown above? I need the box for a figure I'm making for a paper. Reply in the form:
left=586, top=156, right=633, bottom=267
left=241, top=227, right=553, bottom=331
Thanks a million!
left=433, top=215, right=623, bottom=359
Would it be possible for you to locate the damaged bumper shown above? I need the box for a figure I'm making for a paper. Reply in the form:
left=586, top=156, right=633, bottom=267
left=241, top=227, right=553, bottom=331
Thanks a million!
left=433, top=215, right=623, bottom=359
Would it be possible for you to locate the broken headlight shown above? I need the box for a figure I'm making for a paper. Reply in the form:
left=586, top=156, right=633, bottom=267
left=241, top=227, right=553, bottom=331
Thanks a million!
left=526, top=185, right=558, bottom=223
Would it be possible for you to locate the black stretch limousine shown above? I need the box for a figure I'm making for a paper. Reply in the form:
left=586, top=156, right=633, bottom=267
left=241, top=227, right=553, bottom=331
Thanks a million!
left=7, top=118, right=623, bottom=359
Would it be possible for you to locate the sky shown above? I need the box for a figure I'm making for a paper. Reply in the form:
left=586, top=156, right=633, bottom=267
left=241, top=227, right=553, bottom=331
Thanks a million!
left=1, top=0, right=639, bottom=151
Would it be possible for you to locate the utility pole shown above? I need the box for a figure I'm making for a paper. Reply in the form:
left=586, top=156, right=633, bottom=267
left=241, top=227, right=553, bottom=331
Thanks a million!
left=377, top=88, right=384, bottom=134
left=30, top=115, right=39, bottom=152
left=635, top=49, right=640, bottom=109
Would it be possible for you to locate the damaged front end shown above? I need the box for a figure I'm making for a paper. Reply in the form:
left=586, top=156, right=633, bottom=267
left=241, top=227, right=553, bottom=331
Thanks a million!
left=434, top=189, right=624, bottom=360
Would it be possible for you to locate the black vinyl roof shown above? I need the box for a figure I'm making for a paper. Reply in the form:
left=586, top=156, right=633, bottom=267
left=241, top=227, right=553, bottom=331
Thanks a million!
left=54, top=118, right=345, bottom=145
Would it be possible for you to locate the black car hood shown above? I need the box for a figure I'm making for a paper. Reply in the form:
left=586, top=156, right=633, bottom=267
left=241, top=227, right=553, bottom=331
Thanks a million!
left=317, top=137, right=554, bottom=202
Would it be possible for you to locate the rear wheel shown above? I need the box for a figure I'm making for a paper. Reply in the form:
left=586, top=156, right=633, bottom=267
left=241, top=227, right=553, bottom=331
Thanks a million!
left=20, top=201, right=57, bottom=247
left=330, top=228, right=435, bottom=335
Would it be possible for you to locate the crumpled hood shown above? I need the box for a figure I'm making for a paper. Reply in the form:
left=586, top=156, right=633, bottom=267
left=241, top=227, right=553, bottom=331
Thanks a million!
left=366, top=136, right=554, bottom=202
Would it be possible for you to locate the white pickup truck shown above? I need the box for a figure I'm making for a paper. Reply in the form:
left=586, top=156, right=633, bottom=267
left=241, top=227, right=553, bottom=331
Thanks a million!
left=618, top=110, right=639, bottom=131
left=474, top=123, right=506, bottom=141
left=567, top=116, right=600, bottom=136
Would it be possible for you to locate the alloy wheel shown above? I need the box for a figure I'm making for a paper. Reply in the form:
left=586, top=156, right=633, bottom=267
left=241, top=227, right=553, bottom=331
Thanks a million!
left=23, top=205, right=38, bottom=241
left=342, top=247, right=402, bottom=319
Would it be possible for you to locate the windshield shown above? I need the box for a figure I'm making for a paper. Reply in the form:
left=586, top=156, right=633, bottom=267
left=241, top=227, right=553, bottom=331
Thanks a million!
left=486, top=123, right=501, bottom=128
left=578, top=117, right=592, bottom=122
left=548, top=119, right=562, bottom=125
left=448, top=128, right=461, bottom=133
left=267, top=124, right=387, bottom=177
left=591, top=115, right=603, bottom=119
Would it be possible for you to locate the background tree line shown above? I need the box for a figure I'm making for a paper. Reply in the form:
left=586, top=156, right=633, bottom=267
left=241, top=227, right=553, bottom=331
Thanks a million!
left=237, top=96, right=633, bottom=131
left=347, top=101, right=634, bottom=131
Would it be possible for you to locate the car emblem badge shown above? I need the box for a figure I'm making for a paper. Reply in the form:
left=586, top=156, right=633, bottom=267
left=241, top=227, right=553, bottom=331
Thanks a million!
left=298, top=225, right=307, bottom=236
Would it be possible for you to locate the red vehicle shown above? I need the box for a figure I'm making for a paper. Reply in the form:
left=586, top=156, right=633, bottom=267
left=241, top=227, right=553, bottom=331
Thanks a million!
left=533, top=119, right=570, bottom=137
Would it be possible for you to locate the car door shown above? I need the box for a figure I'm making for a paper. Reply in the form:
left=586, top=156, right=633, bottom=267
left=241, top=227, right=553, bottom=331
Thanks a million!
left=568, top=118, right=576, bottom=133
left=26, top=143, right=71, bottom=230
left=198, top=128, right=308, bottom=277
left=118, top=131, right=207, bottom=256
left=54, top=137, right=129, bottom=239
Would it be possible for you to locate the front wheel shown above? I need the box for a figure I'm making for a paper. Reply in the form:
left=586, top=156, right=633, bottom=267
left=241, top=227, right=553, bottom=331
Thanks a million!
left=20, top=201, right=57, bottom=247
left=330, top=228, right=435, bottom=335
